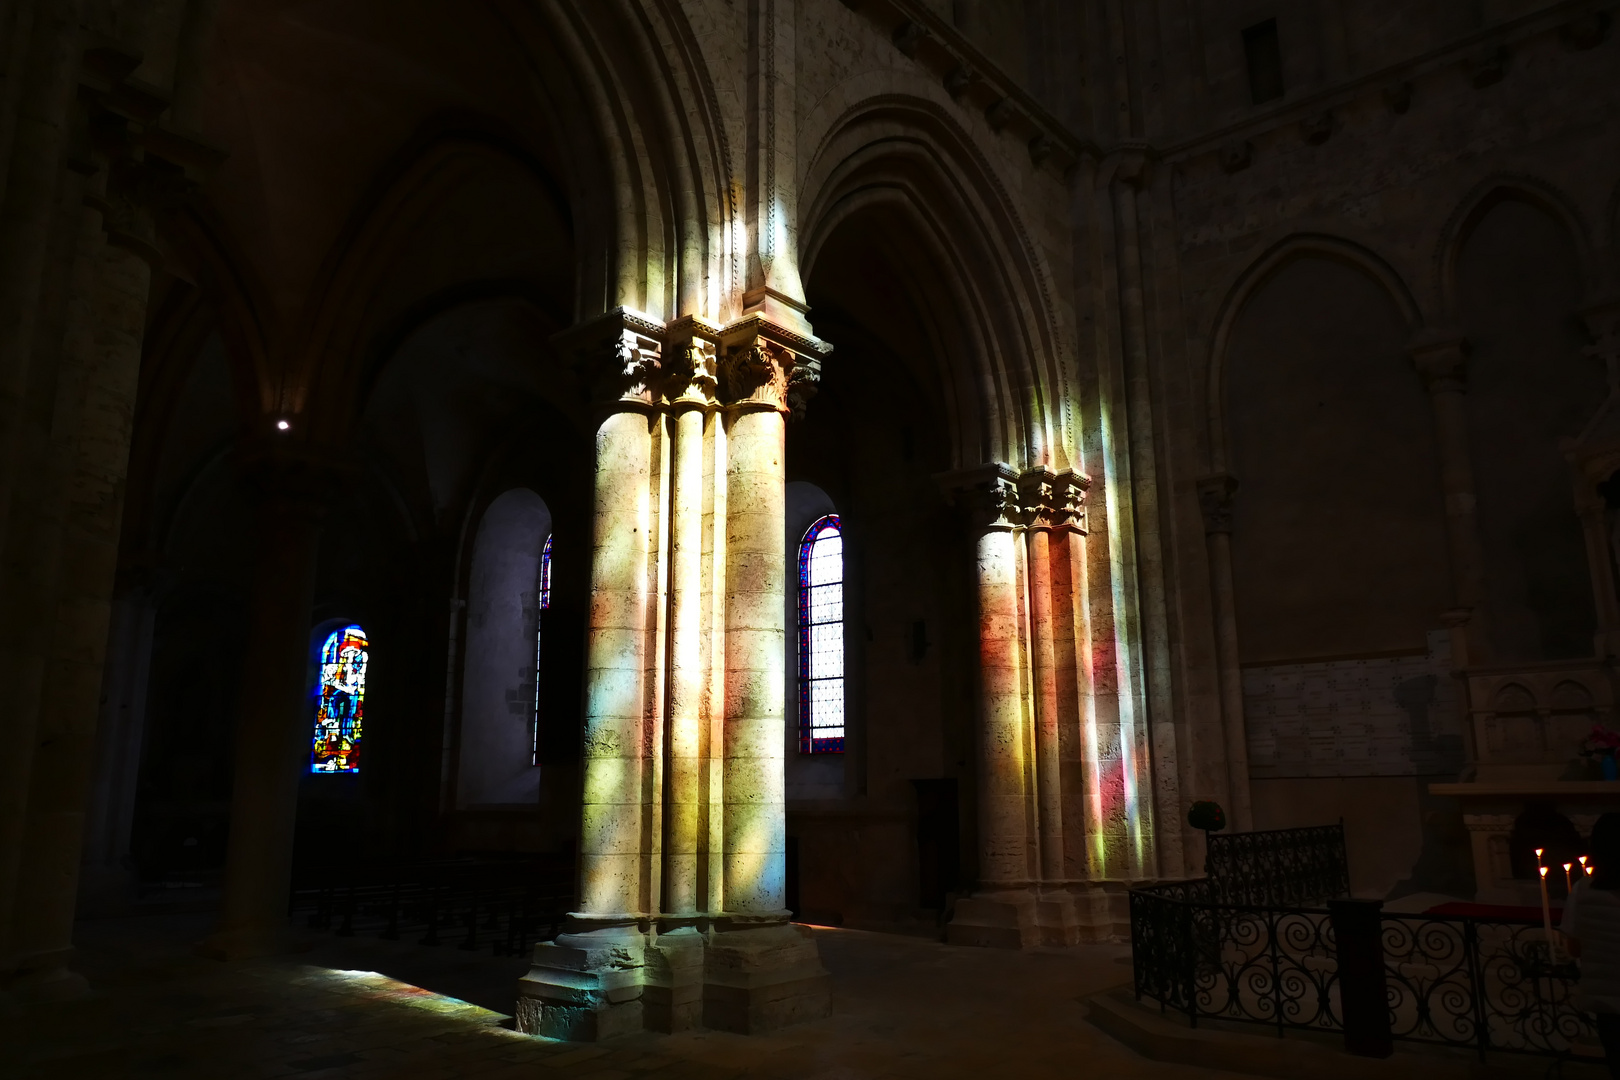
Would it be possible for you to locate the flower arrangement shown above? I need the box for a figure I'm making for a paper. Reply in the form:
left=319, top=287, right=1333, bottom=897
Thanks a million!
left=1188, top=800, right=1226, bottom=833
left=1580, top=724, right=1620, bottom=758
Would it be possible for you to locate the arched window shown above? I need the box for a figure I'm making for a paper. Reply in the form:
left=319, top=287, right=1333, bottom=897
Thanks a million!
left=532, top=533, right=552, bottom=765
left=798, top=515, right=844, bottom=753
left=311, top=624, right=368, bottom=774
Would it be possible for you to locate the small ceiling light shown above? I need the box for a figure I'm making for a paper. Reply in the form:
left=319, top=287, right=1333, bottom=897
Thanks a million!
left=276, top=419, right=291, bottom=431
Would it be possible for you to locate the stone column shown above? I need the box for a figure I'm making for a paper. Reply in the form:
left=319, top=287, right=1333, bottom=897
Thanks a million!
left=1017, top=469, right=1087, bottom=945
left=0, top=1, right=82, bottom=560
left=0, top=16, right=94, bottom=988
left=644, top=320, right=718, bottom=1033
left=198, top=449, right=329, bottom=961
left=703, top=318, right=828, bottom=1034
left=519, top=312, right=664, bottom=1041
left=944, top=466, right=1039, bottom=947
left=1196, top=473, right=1253, bottom=832
left=1018, top=471, right=1064, bottom=885
left=518, top=311, right=829, bottom=1040
left=77, top=575, right=159, bottom=917
left=4, top=177, right=154, bottom=1000
left=1410, top=336, right=1489, bottom=659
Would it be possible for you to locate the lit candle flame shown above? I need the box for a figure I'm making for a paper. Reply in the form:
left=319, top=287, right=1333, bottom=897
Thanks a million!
left=1539, top=866, right=1549, bottom=878
left=1580, top=856, right=1589, bottom=866
left=1536, top=848, right=1545, bottom=859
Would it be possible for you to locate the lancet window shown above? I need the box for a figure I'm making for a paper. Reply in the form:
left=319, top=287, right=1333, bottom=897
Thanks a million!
left=311, top=624, right=368, bottom=774
left=533, top=533, right=552, bottom=765
left=798, top=515, right=845, bottom=753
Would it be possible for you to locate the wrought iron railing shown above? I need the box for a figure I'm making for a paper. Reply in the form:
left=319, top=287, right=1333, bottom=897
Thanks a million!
left=1205, top=822, right=1349, bottom=906
left=1130, top=881, right=1599, bottom=1063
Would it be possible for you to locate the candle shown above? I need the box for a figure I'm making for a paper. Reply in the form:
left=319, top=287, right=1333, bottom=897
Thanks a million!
left=1565, top=862, right=1575, bottom=893
left=1540, top=866, right=1554, bottom=947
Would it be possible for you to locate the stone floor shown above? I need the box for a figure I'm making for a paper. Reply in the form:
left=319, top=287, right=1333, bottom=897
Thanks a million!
left=0, top=912, right=1267, bottom=1079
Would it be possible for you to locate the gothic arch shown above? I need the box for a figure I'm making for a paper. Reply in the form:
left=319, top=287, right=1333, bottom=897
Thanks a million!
left=168, top=0, right=742, bottom=453
left=1436, top=175, right=1595, bottom=319
left=283, top=132, right=573, bottom=441
left=1205, top=234, right=1425, bottom=472
left=490, top=0, right=739, bottom=324
left=799, top=95, right=1076, bottom=474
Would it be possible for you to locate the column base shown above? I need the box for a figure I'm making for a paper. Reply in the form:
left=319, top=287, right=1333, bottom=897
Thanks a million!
left=515, top=925, right=647, bottom=1041
left=946, top=889, right=1039, bottom=947
left=514, top=917, right=832, bottom=1040
left=947, top=884, right=1130, bottom=947
left=1, top=950, right=89, bottom=1003
left=1033, top=889, right=1085, bottom=946
left=644, top=927, right=705, bottom=1033
left=1071, top=882, right=1130, bottom=942
left=702, top=920, right=829, bottom=1034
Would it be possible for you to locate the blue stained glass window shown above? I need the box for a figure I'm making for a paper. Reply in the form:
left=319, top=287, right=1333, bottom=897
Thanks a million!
left=798, top=515, right=844, bottom=753
left=311, top=625, right=367, bottom=774
left=533, top=534, right=552, bottom=765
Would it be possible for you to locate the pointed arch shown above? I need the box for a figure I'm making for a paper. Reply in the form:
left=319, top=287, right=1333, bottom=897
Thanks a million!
left=1436, top=174, right=1596, bottom=319
left=799, top=95, right=1077, bottom=474
left=1205, top=234, right=1425, bottom=472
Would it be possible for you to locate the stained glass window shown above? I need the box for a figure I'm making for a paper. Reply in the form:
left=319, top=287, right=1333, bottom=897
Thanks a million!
left=798, top=515, right=844, bottom=753
left=311, top=624, right=367, bottom=774
left=533, top=534, right=552, bottom=766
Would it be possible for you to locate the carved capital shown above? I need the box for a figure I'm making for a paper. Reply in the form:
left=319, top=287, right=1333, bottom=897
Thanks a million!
left=939, top=464, right=1022, bottom=532
left=717, top=313, right=830, bottom=416
left=1409, top=334, right=1470, bottom=394
left=1015, top=470, right=1055, bottom=528
left=1196, top=473, right=1239, bottom=535
left=1583, top=300, right=1620, bottom=392
left=1018, top=468, right=1091, bottom=531
left=1053, top=470, right=1092, bottom=533
left=554, top=308, right=666, bottom=409
left=660, top=316, right=720, bottom=406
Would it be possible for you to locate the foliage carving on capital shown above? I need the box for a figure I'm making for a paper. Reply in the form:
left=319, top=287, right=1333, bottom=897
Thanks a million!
left=1014, top=468, right=1091, bottom=531
left=719, top=337, right=822, bottom=416
left=661, top=337, right=718, bottom=405
left=719, top=340, right=788, bottom=408
left=1409, top=335, right=1470, bottom=394
left=1016, top=470, right=1057, bottom=529
left=596, top=332, right=662, bottom=404
left=938, top=466, right=1022, bottom=531
left=787, top=351, right=822, bottom=417
left=1053, top=470, right=1091, bottom=533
